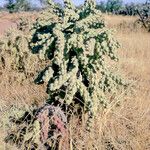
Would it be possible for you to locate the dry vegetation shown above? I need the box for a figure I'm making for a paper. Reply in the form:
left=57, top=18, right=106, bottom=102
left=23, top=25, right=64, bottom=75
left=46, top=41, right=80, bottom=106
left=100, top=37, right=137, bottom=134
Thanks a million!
left=0, top=13, right=150, bottom=150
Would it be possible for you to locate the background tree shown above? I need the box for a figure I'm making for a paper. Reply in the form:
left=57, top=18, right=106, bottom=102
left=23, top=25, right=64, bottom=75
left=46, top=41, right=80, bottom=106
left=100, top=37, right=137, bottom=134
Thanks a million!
left=14, top=0, right=31, bottom=11
left=125, top=3, right=137, bottom=16
left=96, top=1, right=107, bottom=13
left=106, top=0, right=123, bottom=13
left=39, top=0, right=62, bottom=8
left=5, top=0, right=31, bottom=13
left=136, top=0, right=150, bottom=31
left=5, top=0, right=15, bottom=13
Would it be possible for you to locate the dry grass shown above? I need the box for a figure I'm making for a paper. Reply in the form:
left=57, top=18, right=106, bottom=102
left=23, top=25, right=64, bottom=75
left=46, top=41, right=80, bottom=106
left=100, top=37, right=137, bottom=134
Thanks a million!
left=0, top=13, right=150, bottom=150
left=0, top=11, right=37, bottom=36
left=104, top=14, right=141, bottom=33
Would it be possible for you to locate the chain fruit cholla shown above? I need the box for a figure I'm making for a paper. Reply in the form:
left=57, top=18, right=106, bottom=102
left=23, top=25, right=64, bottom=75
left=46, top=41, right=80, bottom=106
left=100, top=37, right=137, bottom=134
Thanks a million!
left=30, top=0, right=125, bottom=121
left=4, top=0, right=127, bottom=149
left=0, top=18, right=40, bottom=84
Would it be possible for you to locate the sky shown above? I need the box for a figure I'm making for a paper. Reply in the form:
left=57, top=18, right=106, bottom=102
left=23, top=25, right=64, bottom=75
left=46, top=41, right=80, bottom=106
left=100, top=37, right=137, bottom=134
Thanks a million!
left=71, top=0, right=145, bottom=5
left=0, top=0, right=146, bottom=7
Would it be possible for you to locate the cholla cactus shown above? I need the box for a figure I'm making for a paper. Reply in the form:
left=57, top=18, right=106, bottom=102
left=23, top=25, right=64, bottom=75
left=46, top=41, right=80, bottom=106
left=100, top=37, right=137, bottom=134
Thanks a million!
left=0, top=17, right=43, bottom=83
left=30, top=0, right=126, bottom=125
left=5, top=104, right=67, bottom=149
left=4, top=0, right=127, bottom=149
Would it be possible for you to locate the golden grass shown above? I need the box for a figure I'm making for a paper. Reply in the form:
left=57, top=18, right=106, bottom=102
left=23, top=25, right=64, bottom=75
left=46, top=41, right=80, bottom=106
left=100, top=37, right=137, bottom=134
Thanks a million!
left=61, top=15, right=150, bottom=150
left=0, top=12, right=37, bottom=36
left=0, top=14, right=150, bottom=150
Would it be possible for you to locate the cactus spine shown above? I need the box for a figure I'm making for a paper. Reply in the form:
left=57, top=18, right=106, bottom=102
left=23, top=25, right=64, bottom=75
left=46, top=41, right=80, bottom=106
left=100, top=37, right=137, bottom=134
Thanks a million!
left=4, top=0, right=127, bottom=149
left=30, top=0, right=126, bottom=122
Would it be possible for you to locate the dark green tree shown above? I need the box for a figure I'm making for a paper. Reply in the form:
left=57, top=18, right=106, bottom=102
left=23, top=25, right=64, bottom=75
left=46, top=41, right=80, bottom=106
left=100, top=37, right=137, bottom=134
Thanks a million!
left=5, top=0, right=31, bottom=13
left=106, top=0, right=123, bottom=13
left=96, top=1, right=107, bottom=13
left=15, top=0, right=31, bottom=11
left=5, top=0, right=15, bottom=13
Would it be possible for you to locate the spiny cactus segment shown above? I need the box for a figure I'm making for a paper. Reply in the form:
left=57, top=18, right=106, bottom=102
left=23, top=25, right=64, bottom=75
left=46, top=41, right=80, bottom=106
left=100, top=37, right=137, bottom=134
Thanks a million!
left=0, top=18, right=41, bottom=83
left=4, top=0, right=128, bottom=149
left=30, top=0, right=126, bottom=123
left=5, top=104, right=67, bottom=149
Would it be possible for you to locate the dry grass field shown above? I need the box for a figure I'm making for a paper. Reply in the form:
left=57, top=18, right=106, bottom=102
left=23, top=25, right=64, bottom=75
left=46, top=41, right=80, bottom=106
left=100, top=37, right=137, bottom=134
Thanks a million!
left=0, top=13, right=150, bottom=150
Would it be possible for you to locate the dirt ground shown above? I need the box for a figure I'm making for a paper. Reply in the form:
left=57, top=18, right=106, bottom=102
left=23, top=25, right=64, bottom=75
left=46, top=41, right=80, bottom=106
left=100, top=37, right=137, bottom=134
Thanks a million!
left=0, top=20, right=16, bottom=35
left=0, top=12, right=18, bottom=36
